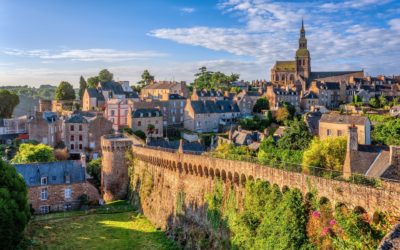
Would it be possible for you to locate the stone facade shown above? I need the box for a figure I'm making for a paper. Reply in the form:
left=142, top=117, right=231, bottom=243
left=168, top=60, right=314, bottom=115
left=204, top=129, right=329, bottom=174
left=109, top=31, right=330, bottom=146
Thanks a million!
left=28, top=182, right=99, bottom=214
left=28, top=111, right=62, bottom=146
left=141, top=81, right=189, bottom=100
left=101, top=135, right=132, bottom=202
left=128, top=108, right=163, bottom=138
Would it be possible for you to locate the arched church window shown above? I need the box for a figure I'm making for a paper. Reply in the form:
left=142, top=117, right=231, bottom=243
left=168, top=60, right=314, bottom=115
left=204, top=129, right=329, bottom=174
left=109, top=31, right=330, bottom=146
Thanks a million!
left=282, top=75, right=285, bottom=81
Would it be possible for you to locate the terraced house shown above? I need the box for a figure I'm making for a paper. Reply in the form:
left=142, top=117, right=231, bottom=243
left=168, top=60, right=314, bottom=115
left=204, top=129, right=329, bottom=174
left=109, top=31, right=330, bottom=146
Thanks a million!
left=128, top=108, right=163, bottom=138
left=184, top=99, right=240, bottom=133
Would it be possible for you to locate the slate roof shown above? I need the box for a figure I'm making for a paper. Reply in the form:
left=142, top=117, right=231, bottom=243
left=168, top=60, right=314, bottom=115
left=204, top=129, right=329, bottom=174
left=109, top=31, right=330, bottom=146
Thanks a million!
left=65, top=114, right=89, bottom=123
left=99, top=81, right=125, bottom=95
left=320, top=114, right=369, bottom=125
left=14, top=160, right=85, bottom=187
left=303, top=91, right=318, bottom=99
left=142, top=81, right=183, bottom=90
left=310, top=71, right=363, bottom=81
left=273, top=87, right=299, bottom=96
left=147, top=139, right=204, bottom=152
left=168, top=94, right=185, bottom=100
left=350, top=145, right=383, bottom=175
left=132, top=108, right=162, bottom=118
left=305, top=111, right=322, bottom=135
left=195, top=89, right=224, bottom=97
left=86, top=88, right=104, bottom=101
left=320, top=82, right=340, bottom=90
left=190, top=100, right=240, bottom=114
left=125, top=91, right=139, bottom=99
left=42, top=111, right=58, bottom=123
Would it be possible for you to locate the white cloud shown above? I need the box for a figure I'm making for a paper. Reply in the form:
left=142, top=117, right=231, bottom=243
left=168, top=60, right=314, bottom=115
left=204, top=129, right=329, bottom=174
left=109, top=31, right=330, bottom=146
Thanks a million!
left=149, top=0, right=400, bottom=78
left=180, top=7, right=195, bottom=14
left=3, top=48, right=167, bottom=62
left=320, top=0, right=392, bottom=12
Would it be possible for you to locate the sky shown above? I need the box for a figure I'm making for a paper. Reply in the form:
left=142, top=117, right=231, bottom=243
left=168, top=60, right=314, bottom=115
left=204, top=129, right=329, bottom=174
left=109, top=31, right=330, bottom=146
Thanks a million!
left=0, top=0, right=399, bottom=87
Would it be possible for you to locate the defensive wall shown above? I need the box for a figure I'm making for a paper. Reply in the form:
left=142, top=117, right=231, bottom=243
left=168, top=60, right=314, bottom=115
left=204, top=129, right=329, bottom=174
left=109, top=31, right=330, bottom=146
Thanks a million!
left=131, top=145, right=400, bottom=217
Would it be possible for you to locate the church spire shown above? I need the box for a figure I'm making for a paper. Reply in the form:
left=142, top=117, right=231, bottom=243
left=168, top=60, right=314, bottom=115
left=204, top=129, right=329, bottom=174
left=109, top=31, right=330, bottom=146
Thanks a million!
left=300, top=18, right=306, bottom=38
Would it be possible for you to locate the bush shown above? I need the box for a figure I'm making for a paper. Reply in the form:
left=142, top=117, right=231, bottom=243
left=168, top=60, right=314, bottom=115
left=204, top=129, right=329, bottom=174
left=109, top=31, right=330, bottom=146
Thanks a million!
left=133, top=130, right=146, bottom=140
left=87, top=158, right=102, bottom=189
left=0, top=159, right=31, bottom=249
left=11, top=143, right=56, bottom=164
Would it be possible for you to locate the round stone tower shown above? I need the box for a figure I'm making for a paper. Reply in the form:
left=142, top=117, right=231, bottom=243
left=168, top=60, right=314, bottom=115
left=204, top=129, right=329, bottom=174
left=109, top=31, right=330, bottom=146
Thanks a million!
left=101, top=134, right=133, bottom=202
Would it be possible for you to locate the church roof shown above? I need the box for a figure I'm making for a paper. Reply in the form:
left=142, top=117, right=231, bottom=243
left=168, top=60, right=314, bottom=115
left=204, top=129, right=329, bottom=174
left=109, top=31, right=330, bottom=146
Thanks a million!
left=310, top=71, right=363, bottom=81
left=273, top=61, right=296, bottom=71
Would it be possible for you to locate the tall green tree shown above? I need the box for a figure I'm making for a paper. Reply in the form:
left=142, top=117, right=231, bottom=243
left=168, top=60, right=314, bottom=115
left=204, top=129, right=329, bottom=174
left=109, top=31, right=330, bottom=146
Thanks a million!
left=372, top=118, right=400, bottom=145
left=78, top=76, right=87, bottom=100
left=55, top=81, right=75, bottom=100
left=87, top=76, right=100, bottom=88
left=277, top=119, right=312, bottom=151
left=11, top=144, right=56, bottom=164
left=0, top=159, right=30, bottom=248
left=253, top=98, right=269, bottom=113
left=193, top=66, right=239, bottom=91
left=0, top=90, right=19, bottom=118
left=302, top=136, right=347, bottom=172
left=98, top=69, right=114, bottom=82
left=138, top=69, right=155, bottom=86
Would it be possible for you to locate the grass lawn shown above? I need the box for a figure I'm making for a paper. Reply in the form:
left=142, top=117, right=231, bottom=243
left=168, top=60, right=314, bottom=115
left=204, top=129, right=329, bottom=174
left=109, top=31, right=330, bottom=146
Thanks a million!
left=25, top=211, right=179, bottom=250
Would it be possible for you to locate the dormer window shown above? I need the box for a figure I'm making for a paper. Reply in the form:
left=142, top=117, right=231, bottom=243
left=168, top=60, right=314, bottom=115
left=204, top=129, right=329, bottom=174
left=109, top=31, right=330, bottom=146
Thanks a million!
left=41, top=176, right=48, bottom=185
left=65, top=174, right=71, bottom=184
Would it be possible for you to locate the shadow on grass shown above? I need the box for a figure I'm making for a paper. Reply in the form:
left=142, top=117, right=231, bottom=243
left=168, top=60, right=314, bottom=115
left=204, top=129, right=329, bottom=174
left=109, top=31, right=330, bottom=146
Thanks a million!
left=24, top=211, right=180, bottom=250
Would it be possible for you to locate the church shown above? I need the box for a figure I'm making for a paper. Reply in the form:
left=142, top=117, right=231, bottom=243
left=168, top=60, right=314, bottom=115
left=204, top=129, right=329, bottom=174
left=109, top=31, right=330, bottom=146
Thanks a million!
left=270, top=20, right=364, bottom=90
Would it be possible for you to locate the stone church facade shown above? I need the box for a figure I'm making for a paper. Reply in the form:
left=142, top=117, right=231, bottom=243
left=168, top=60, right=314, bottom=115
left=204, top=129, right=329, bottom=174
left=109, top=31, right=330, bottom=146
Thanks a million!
left=270, top=20, right=364, bottom=90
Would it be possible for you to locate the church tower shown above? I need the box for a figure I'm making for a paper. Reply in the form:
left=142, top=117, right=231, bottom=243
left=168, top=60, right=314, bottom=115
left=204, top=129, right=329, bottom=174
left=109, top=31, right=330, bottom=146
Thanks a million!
left=295, top=19, right=311, bottom=80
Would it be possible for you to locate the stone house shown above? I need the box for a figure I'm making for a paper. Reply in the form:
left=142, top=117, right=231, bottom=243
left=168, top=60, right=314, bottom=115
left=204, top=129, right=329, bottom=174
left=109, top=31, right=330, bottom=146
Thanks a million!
left=82, top=81, right=138, bottom=111
left=191, top=89, right=225, bottom=101
left=300, top=91, right=319, bottom=112
left=82, top=88, right=105, bottom=111
left=131, top=94, right=186, bottom=127
left=309, top=81, right=346, bottom=109
left=62, top=112, right=113, bottom=157
left=184, top=99, right=240, bottom=133
left=234, top=90, right=263, bottom=115
left=104, top=99, right=132, bottom=131
left=141, top=81, right=189, bottom=100
left=342, top=125, right=400, bottom=180
left=265, top=85, right=301, bottom=111
left=14, top=158, right=99, bottom=214
left=128, top=108, right=163, bottom=138
left=318, top=113, right=371, bottom=145
left=28, top=111, right=62, bottom=147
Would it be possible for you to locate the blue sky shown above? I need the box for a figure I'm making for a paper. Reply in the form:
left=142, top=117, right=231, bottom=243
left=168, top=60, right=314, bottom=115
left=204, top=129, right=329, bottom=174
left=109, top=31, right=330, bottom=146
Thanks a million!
left=1, top=0, right=399, bottom=87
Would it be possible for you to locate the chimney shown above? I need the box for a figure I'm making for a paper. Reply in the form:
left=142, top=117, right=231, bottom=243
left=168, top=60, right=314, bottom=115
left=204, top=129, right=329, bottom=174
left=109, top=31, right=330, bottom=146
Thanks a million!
left=343, top=125, right=358, bottom=178
left=178, top=139, right=184, bottom=154
left=389, top=145, right=400, bottom=168
left=80, top=153, right=87, bottom=179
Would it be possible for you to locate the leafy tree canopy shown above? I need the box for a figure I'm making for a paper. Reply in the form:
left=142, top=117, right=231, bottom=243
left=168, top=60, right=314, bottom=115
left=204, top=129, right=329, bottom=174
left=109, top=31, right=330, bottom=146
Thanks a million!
left=87, top=76, right=100, bottom=88
left=138, top=70, right=155, bottom=87
left=0, top=90, right=19, bottom=118
left=0, top=159, right=30, bottom=248
left=302, top=136, right=347, bottom=173
left=193, top=66, right=239, bottom=91
left=372, top=118, right=400, bottom=146
left=253, top=97, right=269, bottom=113
left=87, top=158, right=101, bottom=189
left=277, top=119, right=313, bottom=151
left=98, top=69, right=114, bottom=82
left=78, top=76, right=87, bottom=100
left=55, top=81, right=75, bottom=100
left=11, top=143, right=56, bottom=164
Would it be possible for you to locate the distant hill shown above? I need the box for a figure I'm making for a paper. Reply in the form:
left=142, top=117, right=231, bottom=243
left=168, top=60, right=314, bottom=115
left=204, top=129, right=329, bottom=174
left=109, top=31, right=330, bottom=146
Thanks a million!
left=0, top=85, right=56, bottom=117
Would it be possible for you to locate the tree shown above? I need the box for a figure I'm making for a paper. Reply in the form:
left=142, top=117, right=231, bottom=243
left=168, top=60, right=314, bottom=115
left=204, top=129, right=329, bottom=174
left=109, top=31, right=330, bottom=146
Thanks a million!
left=78, top=76, right=87, bottom=100
left=0, top=159, right=30, bottom=248
left=302, top=137, right=347, bottom=173
left=378, top=95, right=387, bottom=108
left=133, top=130, right=146, bottom=140
left=275, top=107, right=289, bottom=123
left=55, top=81, right=75, bottom=100
left=98, top=69, right=114, bottom=82
left=11, top=143, right=56, bottom=164
left=87, top=76, right=99, bottom=88
left=369, top=97, right=379, bottom=109
left=277, top=119, right=313, bottom=151
left=372, top=118, right=400, bottom=145
left=193, top=66, right=239, bottom=91
left=0, top=90, right=19, bottom=118
left=138, top=70, right=154, bottom=86
left=253, top=98, right=269, bottom=113
left=87, top=158, right=102, bottom=189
